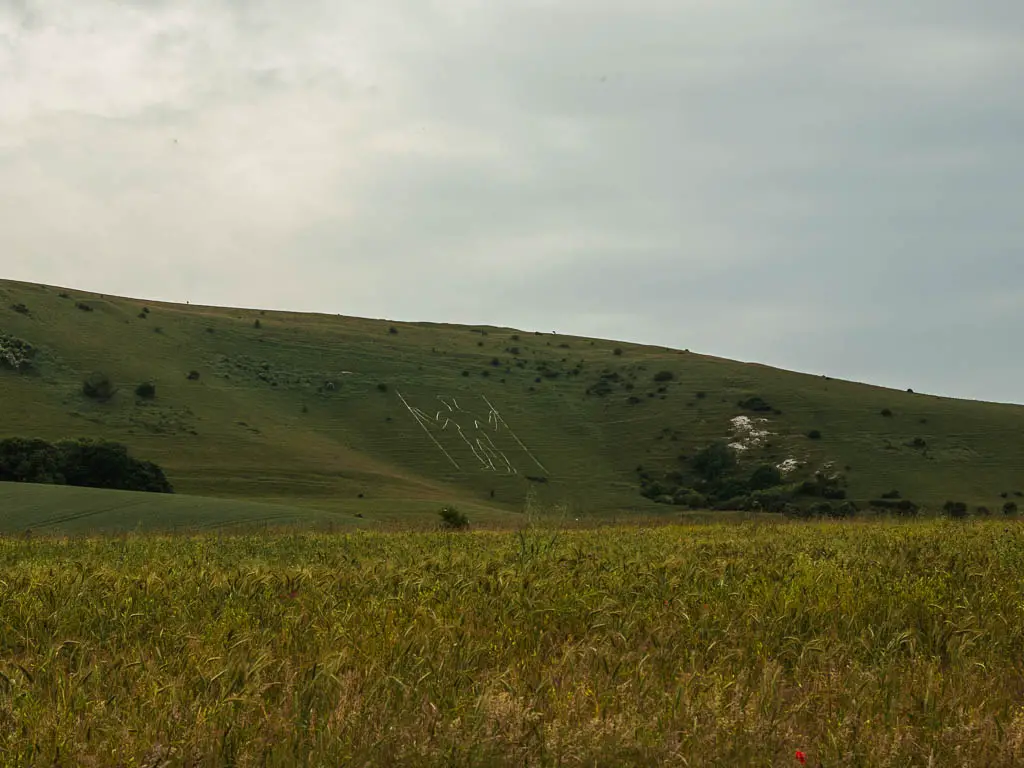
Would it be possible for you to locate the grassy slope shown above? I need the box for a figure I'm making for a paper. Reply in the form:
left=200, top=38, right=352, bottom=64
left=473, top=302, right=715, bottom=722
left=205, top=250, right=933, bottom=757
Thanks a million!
left=0, top=482, right=371, bottom=535
left=2, top=278, right=1023, bottom=526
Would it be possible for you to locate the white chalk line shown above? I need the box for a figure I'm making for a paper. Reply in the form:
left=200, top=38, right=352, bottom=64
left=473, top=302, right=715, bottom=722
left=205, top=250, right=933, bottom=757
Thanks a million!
left=397, top=391, right=461, bottom=470
left=481, top=394, right=548, bottom=474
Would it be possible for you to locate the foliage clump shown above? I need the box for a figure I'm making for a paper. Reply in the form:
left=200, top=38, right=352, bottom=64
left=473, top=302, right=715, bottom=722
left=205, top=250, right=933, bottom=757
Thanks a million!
left=0, top=333, right=36, bottom=372
left=943, top=500, right=968, bottom=519
left=438, top=505, right=469, bottom=530
left=0, top=437, right=173, bottom=492
left=83, top=371, right=116, bottom=400
left=737, top=395, right=773, bottom=412
left=135, top=382, right=156, bottom=399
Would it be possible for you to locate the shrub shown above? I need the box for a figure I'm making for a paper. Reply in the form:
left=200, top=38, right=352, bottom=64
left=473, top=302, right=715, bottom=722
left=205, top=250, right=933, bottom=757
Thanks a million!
left=0, top=437, right=172, bottom=492
left=11, top=303, right=30, bottom=315
left=870, top=499, right=918, bottom=516
left=377, top=383, right=388, bottom=392
left=748, top=465, right=783, bottom=490
left=880, top=490, right=901, bottom=499
left=438, top=506, right=469, bottom=530
left=613, top=348, right=623, bottom=356
left=808, top=501, right=834, bottom=517
left=83, top=371, right=115, bottom=400
left=75, top=301, right=93, bottom=312
left=0, top=333, right=36, bottom=372
left=1003, top=502, right=1018, bottom=516
left=748, top=488, right=793, bottom=513
left=137, top=312, right=147, bottom=320
left=881, top=408, right=894, bottom=417
left=491, top=358, right=501, bottom=367
left=134, top=382, right=156, bottom=399
left=672, top=489, right=707, bottom=509
left=976, top=506, right=992, bottom=516
left=186, top=370, right=200, bottom=381
left=389, top=326, right=398, bottom=335
left=692, top=442, right=736, bottom=482
left=738, top=396, right=773, bottom=412
left=835, top=501, right=860, bottom=518
left=653, top=370, right=674, bottom=382
left=807, top=430, right=822, bottom=440
left=943, top=500, right=968, bottom=519
left=695, top=391, right=706, bottom=399
left=254, top=319, right=261, bottom=329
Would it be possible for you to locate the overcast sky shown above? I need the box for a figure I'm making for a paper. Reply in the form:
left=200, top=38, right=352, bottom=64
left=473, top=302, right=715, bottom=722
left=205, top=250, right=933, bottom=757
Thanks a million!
left=2, top=1, right=1022, bottom=403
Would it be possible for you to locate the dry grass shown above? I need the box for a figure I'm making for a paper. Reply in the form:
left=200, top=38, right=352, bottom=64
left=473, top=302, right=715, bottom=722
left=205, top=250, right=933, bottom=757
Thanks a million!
left=3, top=520, right=1024, bottom=766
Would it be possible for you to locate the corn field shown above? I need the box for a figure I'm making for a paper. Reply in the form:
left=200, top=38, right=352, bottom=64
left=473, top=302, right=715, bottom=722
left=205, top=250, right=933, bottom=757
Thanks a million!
left=2, top=520, right=1024, bottom=766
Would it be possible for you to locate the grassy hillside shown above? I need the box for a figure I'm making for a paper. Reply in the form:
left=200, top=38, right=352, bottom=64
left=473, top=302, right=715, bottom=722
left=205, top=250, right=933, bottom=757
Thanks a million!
left=2, top=278, right=1023, bottom=523
left=0, top=482, right=371, bottom=535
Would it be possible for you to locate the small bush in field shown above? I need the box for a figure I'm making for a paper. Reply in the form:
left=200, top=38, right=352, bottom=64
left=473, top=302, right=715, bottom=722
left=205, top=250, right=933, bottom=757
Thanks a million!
left=83, top=372, right=115, bottom=400
left=1004, top=502, right=1018, bottom=515
left=438, top=505, right=469, bottom=529
left=134, top=382, right=156, bottom=399
left=943, top=500, right=968, bottom=519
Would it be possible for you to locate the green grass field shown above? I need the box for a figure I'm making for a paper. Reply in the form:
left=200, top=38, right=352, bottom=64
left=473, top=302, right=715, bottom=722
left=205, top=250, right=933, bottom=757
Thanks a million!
left=3, top=519, right=1024, bottom=766
left=2, top=278, right=1023, bottom=531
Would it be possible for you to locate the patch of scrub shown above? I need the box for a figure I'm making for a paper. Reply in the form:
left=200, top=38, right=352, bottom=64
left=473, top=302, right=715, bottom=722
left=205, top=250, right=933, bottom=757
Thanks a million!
left=728, top=415, right=770, bottom=452
left=777, top=458, right=802, bottom=475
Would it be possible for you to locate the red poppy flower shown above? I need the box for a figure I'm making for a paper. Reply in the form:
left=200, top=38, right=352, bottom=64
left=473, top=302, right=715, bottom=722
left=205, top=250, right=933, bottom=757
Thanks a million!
left=795, top=750, right=807, bottom=765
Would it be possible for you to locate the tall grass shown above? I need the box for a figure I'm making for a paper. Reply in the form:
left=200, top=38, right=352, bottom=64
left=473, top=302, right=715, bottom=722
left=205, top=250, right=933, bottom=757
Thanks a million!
left=2, top=521, right=1024, bottom=765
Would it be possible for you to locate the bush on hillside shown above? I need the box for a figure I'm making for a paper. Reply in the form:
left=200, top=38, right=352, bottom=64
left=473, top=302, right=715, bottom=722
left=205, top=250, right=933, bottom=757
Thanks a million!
left=653, top=370, right=674, bottom=382
left=0, top=437, right=173, bottom=493
left=11, top=303, right=30, bottom=315
left=807, top=429, right=822, bottom=440
left=439, top=505, right=469, bottom=530
left=1003, top=502, right=1018, bottom=516
left=691, top=442, right=736, bottom=482
left=870, top=498, right=918, bottom=516
left=135, top=382, right=156, bottom=399
left=83, top=371, right=116, bottom=400
left=738, top=396, right=773, bottom=412
left=0, top=333, right=36, bottom=372
left=75, top=301, right=93, bottom=312
left=943, top=500, right=968, bottom=519
left=748, top=465, right=783, bottom=491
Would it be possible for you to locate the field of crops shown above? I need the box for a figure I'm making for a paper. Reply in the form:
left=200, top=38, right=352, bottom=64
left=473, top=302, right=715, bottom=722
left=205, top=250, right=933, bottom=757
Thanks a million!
left=3, top=520, right=1024, bottom=766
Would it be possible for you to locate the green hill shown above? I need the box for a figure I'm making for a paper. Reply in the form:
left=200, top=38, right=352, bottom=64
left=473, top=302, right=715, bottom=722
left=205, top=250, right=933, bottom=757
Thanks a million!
left=2, top=278, right=1022, bottom=526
